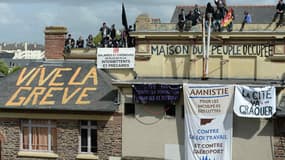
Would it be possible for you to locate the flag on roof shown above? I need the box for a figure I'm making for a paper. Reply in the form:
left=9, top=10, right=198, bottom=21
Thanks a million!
left=122, top=3, right=128, bottom=31
left=221, top=8, right=233, bottom=27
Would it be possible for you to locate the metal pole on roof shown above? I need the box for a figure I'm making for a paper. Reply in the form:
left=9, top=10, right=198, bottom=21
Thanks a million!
left=202, top=16, right=206, bottom=80
left=206, top=14, right=212, bottom=79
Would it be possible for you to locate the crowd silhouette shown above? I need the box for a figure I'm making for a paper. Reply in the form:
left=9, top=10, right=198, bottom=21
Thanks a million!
left=64, top=22, right=135, bottom=52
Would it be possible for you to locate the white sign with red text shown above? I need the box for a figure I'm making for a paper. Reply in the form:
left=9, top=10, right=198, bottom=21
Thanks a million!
left=97, top=48, right=135, bottom=69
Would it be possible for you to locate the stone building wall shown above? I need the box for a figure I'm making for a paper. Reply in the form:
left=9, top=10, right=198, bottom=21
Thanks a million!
left=274, top=136, right=285, bottom=160
left=56, top=120, right=79, bottom=160
left=0, top=116, right=122, bottom=160
left=274, top=118, right=285, bottom=160
left=98, top=114, right=122, bottom=160
left=0, top=119, right=20, bottom=160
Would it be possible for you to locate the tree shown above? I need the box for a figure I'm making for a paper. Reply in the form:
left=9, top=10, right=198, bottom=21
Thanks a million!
left=93, top=33, right=102, bottom=47
left=0, top=60, right=8, bottom=76
left=0, top=60, right=21, bottom=76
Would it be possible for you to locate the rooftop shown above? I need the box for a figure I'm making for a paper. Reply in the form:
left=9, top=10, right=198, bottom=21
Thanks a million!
left=171, top=5, right=276, bottom=24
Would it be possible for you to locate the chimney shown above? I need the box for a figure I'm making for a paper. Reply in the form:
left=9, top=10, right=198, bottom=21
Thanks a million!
left=44, top=26, right=67, bottom=59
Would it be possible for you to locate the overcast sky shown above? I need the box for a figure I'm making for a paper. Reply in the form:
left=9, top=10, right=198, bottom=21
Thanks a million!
left=0, top=0, right=276, bottom=44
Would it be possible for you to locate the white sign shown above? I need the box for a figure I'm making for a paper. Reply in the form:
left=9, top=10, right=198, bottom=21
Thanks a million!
left=234, top=85, right=276, bottom=118
left=97, top=48, right=135, bottom=69
left=183, top=84, right=234, bottom=160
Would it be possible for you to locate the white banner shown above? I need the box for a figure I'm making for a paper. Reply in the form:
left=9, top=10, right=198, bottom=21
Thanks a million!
left=234, top=85, right=276, bottom=118
left=97, top=48, right=135, bottom=69
left=183, top=84, right=234, bottom=160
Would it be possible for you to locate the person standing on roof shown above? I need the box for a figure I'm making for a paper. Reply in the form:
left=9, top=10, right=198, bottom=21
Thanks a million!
left=76, top=36, right=84, bottom=48
left=64, top=34, right=75, bottom=53
left=213, top=8, right=223, bottom=32
left=240, top=11, right=252, bottom=31
left=100, top=22, right=111, bottom=47
left=272, top=0, right=285, bottom=29
left=86, top=34, right=94, bottom=48
left=178, top=8, right=186, bottom=31
left=193, top=4, right=201, bottom=25
left=205, top=2, right=215, bottom=30
left=214, top=0, right=226, bottom=16
left=185, top=10, right=194, bottom=31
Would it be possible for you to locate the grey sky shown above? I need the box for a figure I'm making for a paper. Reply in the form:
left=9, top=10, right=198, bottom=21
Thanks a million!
left=0, top=0, right=276, bottom=44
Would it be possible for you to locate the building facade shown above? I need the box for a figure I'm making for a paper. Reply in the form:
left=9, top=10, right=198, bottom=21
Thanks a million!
left=112, top=11, right=285, bottom=160
left=0, top=27, right=122, bottom=160
left=1, top=4, right=285, bottom=160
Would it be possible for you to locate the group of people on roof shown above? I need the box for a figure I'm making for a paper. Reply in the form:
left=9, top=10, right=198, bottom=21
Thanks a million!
left=64, top=22, right=135, bottom=53
left=177, top=0, right=239, bottom=32
left=64, top=34, right=95, bottom=53
left=177, top=0, right=285, bottom=32
left=177, top=5, right=201, bottom=32
left=99, top=22, right=135, bottom=48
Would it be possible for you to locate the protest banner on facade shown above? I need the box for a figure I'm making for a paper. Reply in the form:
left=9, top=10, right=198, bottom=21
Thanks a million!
left=183, top=84, right=234, bottom=160
left=97, top=48, right=135, bottom=69
left=234, top=85, right=276, bottom=118
left=133, top=84, right=181, bottom=104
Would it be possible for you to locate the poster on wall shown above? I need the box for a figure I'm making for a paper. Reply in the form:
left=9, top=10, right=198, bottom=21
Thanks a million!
left=183, top=84, right=234, bottom=160
left=133, top=84, right=181, bottom=104
left=97, top=48, right=135, bottom=69
left=234, top=85, right=276, bottom=118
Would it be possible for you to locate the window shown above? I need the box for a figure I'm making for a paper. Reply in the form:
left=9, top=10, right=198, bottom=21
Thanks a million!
left=124, top=103, right=135, bottom=116
left=21, top=120, right=56, bottom=152
left=80, top=121, right=97, bottom=153
left=165, top=104, right=176, bottom=117
left=114, top=89, right=121, bottom=104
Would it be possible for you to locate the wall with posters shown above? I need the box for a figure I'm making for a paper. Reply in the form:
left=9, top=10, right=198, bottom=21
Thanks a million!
left=120, top=86, right=274, bottom=160
left=122, top=88, right=185, bottom=159
left=113, top=29, right=283, bottom=160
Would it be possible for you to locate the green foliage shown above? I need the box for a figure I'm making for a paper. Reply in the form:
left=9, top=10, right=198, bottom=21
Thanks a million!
left=0, top=60, right=21, bottom=76
left=93, top=33, right=102, bottom=46
left=115, top=33, right=121, bottom=40
left=0, top=60, right=9, bottom=75
left=9, top=66, right=21, bottom=74
left=92, top=31, right=122, bottom=46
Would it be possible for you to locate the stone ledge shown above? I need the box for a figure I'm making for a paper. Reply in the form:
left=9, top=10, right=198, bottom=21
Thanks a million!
left=267, top=55, right=285, bottom=62
left=76, top=153, right=99, bottom=159
left=17, top=151, right=58, bottom=158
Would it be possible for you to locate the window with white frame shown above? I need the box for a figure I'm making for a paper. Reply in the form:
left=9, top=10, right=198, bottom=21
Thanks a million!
left=80, top=120, right=97, bottom=153
left=21, top=120, right=56, bottom=152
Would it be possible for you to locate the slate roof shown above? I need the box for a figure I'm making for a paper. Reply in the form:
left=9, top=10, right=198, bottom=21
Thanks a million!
left=0, top=52, right=14, bottom=59
left=0, top=72, right=4, bottom=78
left=171, top=5, right=276, bottom=24
left=0, top=61, right=118, bottom=112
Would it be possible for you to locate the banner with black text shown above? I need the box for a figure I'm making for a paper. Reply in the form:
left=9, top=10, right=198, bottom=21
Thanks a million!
left=97, top=48, right=135, bottom=69
left=183, top=84, right=234, bottom=160
left=234, top=85, right=276, bottom=118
